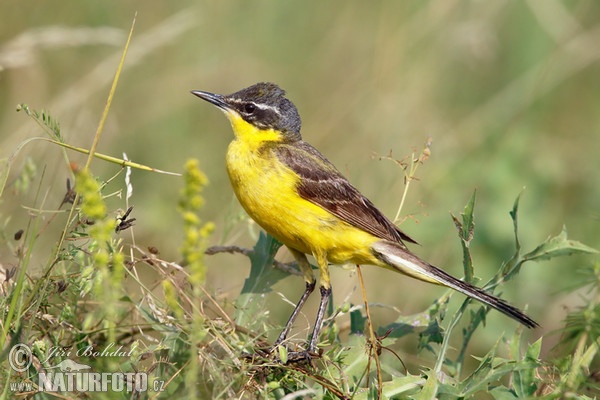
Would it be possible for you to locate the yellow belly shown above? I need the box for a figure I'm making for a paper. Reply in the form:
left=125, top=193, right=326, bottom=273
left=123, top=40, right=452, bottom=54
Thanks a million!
left=226, top=140, right=379, bottom=265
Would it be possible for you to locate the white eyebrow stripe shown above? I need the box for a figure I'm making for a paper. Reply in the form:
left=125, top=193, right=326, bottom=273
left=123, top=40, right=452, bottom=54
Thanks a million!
left=229, top=97, right=282, bottom=116
left=254, top=102, right=282, bottom=115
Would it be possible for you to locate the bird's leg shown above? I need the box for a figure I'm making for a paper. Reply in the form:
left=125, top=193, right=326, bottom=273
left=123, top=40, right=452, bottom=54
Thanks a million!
left=308, top=285, right=331, bottom=353
left=306, top=251, right=332, bottom=353
left=273, top=281, right=315, bottom=348
left=272, top=249, right=315, bottom=350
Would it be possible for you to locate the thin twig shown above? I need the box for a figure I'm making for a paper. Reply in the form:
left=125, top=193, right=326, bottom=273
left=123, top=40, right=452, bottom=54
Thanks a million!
left=205, top=245, right=302, bottom=276
left=356, top=265, right=383, bottom=398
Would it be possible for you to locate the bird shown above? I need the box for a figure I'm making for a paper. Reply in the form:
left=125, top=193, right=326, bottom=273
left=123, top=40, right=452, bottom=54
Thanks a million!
left=191, top=82, right=537, bottom=358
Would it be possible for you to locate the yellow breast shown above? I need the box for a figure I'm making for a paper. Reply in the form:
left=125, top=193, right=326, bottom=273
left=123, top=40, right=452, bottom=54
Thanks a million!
left=225, top=137, right=378, bottom=265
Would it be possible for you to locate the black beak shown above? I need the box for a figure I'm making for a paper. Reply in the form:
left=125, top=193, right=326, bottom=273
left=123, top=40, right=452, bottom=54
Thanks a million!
left=191, top=90, right=229, bottom=110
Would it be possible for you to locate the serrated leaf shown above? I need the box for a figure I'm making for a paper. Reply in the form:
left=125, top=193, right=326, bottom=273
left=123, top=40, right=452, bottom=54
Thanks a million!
left=421, top=369, right=441, bottom=399
left=509, top=190, right=525, bottom=253
left=451, top=189, right=476, bottom=242
left=378, top=297, right=447, bottom=338
left=461, top=189, right=476, bottom=243
left=522, top=226, right=598, bottom=262
left=418, top=319, right=444, bottom=352
left=452, top=190, right=476, bottom=281
left=458, top=360, right=540, bottom=397
left=452, top=336, right=539, bottom=397
left=235, top=232, right=286, bottom=326
left=526, top=337, right=542, bottom=360
left=241, top=231, right=285, bottom=294
left=458, top=346, right=495, bottom=395
left=376, top=320, right=416, bottom=339
left=513, top=338, right=542, bottom=397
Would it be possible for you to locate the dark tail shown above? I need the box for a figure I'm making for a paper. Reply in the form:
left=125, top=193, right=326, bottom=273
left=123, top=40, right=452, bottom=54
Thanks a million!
left=371, top=241, right=538, bottom=328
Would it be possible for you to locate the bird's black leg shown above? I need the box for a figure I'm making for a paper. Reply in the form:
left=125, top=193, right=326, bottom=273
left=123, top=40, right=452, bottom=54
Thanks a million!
left=272, top=280, right=316, bottom=348
left=271, top=248, right=316, bottom=353
left=270, top=249, right=332, bottom=363
left=308, top=285, right=332, bottom=353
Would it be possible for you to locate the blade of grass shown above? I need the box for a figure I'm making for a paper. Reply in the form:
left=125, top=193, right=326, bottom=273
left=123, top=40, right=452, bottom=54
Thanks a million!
left=22, top=14, right=138, bottom=318
left=84, top=13, right=136, bottom=171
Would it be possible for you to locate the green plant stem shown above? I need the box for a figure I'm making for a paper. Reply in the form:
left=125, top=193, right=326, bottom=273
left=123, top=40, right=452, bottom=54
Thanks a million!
left=51, top=138, right=180, bottom=175
left=393, top=152, right=414, bottom=223
left=84, top=14, right=135, bottom=171
left=435, top=296, right=469, bottom=376
left=393, top=152, right=417, bottom=224
left=356, top=265, right=383, bottom=397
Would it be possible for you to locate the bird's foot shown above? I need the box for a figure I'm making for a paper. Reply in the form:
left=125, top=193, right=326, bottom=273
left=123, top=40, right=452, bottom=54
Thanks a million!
left=276, top=349, right=317, bottom=365
left=241, top=344, right=319, bottom=365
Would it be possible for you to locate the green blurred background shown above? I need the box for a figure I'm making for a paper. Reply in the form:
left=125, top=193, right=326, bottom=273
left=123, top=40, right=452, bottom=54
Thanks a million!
left=2, top=1, right=599, bottom=362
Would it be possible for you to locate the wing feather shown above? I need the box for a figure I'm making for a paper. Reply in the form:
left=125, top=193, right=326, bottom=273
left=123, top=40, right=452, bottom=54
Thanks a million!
left=273, top=141, right=417, bottom=246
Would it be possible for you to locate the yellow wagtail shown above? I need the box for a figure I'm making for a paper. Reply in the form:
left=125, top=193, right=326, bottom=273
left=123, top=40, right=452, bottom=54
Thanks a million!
left=191, top=82, right=537, bottom=356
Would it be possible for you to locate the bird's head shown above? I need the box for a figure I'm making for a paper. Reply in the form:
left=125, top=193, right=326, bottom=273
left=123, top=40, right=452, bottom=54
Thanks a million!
left=192, top=82, right=302, bottom=143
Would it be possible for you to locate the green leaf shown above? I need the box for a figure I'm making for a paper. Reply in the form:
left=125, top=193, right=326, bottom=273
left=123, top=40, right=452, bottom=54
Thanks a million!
left=17, top=103, right=62, bottom=140
left=456, top=343, right=495, bottom=395
left=501, top=192, right=525, bottom=277
left=509, top=190, right=524, bottom=254
left=340, top=334, right=372, bottom=380
left=513, top=338, right=541, bottom=397
left=420, top=370, right=439, bottom=400
left=376, top=315, right=420, bottom=338
left=418, top=319, right=444, bottom=353
left=235, top=232, right=286, bottom=326
left=488, top=386, right=519, bottom=400
left=350, top=307, right=366, bottom=335
left=526, top=337, right=542, bottom=359
left=451, top=190, right=476, bottom=282
left=522, top=226, right=598, bottom=262
left=380, top=374, right=425, bottom=398
left=278, top=344, right=288, bottom=364
left=459, top=359, right=540, bottom=397
left=461, top=189, right=476, bottom=243
left=240, top=231, right=285, bottom=295
left=378, top=296, right=447, bottom=339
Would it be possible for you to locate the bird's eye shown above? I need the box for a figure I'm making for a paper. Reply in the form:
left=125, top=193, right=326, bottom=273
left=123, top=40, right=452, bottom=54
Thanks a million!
left=244, top=103, right=256, bottom=114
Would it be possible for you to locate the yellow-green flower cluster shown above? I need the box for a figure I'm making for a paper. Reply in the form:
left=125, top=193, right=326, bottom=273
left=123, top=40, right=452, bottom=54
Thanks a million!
left=75, top=169, right=124, bottom=342
left=178, top=159, right=214, bottom=286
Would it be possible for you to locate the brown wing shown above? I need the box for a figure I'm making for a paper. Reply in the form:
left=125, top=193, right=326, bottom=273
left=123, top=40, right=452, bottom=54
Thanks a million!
left=272, top=141, right=417, bottom=246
